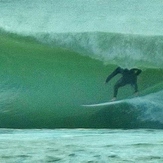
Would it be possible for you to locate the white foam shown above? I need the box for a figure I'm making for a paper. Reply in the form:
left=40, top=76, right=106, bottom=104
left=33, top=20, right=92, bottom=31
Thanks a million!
left=129, top=91, right=163, bottom=123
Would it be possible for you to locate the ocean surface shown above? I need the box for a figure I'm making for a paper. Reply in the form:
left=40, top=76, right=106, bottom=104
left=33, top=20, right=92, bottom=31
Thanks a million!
left=0, top=129, right=163, bottom=163
left=0, top=0, right=163, bottom=162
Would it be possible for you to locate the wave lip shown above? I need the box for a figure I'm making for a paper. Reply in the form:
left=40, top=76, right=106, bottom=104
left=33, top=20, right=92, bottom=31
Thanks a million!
left=35, top=32, right=163, bottom=68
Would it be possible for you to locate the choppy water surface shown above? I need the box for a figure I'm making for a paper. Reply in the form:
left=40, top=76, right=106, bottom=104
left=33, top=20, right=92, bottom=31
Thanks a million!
left=0, top=129, right=163, bottom=163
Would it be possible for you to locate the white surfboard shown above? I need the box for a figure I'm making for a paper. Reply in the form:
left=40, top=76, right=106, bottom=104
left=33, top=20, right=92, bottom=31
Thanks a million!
left=82, top=95, right=143, bottom=107
left=82, top=99, right=127, bottom=107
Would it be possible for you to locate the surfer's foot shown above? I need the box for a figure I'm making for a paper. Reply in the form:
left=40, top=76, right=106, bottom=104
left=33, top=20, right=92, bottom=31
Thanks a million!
left=111, top=97, right=116, bottom=101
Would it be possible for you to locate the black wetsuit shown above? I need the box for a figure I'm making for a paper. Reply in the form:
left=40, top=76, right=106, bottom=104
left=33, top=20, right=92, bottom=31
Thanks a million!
left=105, top=67, right=142, bottom=98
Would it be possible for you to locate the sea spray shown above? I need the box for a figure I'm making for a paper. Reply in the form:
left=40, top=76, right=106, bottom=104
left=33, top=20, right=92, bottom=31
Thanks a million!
left=35, top=32, right=163, bottom=68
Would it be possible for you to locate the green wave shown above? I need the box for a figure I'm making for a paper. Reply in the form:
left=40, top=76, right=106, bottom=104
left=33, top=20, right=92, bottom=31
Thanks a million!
left=0, top=31, right=163, bottom=129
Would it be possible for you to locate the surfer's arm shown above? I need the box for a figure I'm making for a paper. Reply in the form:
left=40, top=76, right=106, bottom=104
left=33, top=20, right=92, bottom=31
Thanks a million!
left=105, top=67, right=123, bottom=83
left=132, top=68, right=142, bottom=76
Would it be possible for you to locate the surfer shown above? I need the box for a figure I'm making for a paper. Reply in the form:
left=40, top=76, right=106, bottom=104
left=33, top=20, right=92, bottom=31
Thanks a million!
left=105, top=67, right=142, bottom=101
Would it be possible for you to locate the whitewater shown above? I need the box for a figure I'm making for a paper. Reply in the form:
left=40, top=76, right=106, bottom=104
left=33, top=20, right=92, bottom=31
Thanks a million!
left=0, top=0, right=163, bottom=162
left=0, top=129, right=163, bottom=163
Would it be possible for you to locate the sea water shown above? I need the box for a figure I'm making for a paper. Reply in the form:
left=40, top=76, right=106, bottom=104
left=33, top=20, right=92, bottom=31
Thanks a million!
left=0, top=0, right=163, bottom=162
left=0, top=129, right=163, bottom=163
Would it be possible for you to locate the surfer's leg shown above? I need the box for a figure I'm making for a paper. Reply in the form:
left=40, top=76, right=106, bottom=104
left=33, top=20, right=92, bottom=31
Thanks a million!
left=113, top=79, right=126, bottom=99
left=131, top=83, right=138, bottom=96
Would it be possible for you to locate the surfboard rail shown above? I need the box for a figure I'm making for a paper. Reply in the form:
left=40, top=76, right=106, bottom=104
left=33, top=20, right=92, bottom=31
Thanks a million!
left=82, top=99, right=124, bottom=107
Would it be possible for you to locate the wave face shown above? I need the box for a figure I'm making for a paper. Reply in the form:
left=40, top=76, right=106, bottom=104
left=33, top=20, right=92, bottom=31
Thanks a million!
left=0, top=0, right=163, bottom=129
